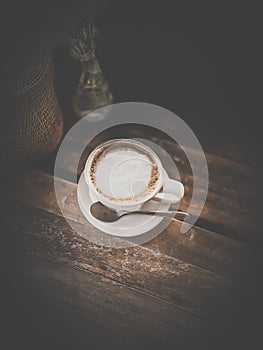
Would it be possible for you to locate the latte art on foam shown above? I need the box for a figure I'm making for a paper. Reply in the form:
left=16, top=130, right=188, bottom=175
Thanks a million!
left=89, top=143, right=160, bottom=202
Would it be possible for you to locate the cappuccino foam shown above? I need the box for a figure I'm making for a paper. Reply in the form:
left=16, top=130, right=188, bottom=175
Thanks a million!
left=89, top=143, right=160, bottom=202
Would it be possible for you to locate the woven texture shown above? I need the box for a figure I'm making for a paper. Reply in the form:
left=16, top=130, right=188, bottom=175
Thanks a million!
left=0, top=47, right=63, bottom=164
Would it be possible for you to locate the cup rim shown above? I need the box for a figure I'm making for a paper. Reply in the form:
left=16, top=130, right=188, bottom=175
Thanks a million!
left=84, top=138, right=164, bottom=208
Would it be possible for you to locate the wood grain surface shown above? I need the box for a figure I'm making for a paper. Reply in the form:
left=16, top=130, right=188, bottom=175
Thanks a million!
left=0, top=168, right=256, bottom=278
left=1, top=170, right=261, bottom=349
left=33, top=121, right=262, bottom=243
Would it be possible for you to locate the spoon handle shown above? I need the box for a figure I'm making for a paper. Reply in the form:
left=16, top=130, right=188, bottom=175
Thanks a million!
left=127, top=210, right=190, bottom=220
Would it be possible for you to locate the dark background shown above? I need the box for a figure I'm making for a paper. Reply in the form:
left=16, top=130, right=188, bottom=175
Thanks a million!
left=0, top=0, right=262, bottom=167
left=0, top=0, right=262, bottom=129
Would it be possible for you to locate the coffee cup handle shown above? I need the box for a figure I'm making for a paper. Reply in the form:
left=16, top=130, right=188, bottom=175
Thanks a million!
left=154, top=179, right=184, bottom=203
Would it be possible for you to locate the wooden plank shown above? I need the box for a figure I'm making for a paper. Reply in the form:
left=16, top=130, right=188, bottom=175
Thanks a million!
left=0, top=168, right=255, bottom=279
left=49, top=126, right=262, bottom=242
left=146, top=222, right=254, bottom=279
left=5, top=246, right=256, bottom=350
left=1, top=196, right=235, bottom=317
left=2, top=195, right=261, bottom=349
left=2, top=253, right=197, bottom=349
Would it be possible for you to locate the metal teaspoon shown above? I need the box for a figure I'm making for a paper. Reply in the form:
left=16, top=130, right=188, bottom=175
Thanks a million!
left=90, top=202, right=190, bottom=223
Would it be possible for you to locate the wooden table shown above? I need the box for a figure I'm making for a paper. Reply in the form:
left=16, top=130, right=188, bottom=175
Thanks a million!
left=1, top=46, right=262, bottom=350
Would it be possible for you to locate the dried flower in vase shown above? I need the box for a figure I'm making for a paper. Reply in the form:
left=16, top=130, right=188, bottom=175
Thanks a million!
left=69, top=21, right=113, bottom=118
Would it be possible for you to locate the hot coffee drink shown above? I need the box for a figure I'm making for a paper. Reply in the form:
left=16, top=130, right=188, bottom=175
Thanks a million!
left=88, top=140, right=160, bottom=203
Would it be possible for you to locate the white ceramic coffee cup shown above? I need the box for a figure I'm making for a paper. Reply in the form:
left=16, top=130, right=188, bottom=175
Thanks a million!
left=84, top=139, right=184, bottom=210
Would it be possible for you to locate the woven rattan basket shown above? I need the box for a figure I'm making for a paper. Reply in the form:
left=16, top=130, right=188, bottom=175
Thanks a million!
left=0, top=46, right=63, bottom=164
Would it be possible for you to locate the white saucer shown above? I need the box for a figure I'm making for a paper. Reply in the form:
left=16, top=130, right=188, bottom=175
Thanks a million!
left=77, top=171, right=177, bottom=237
